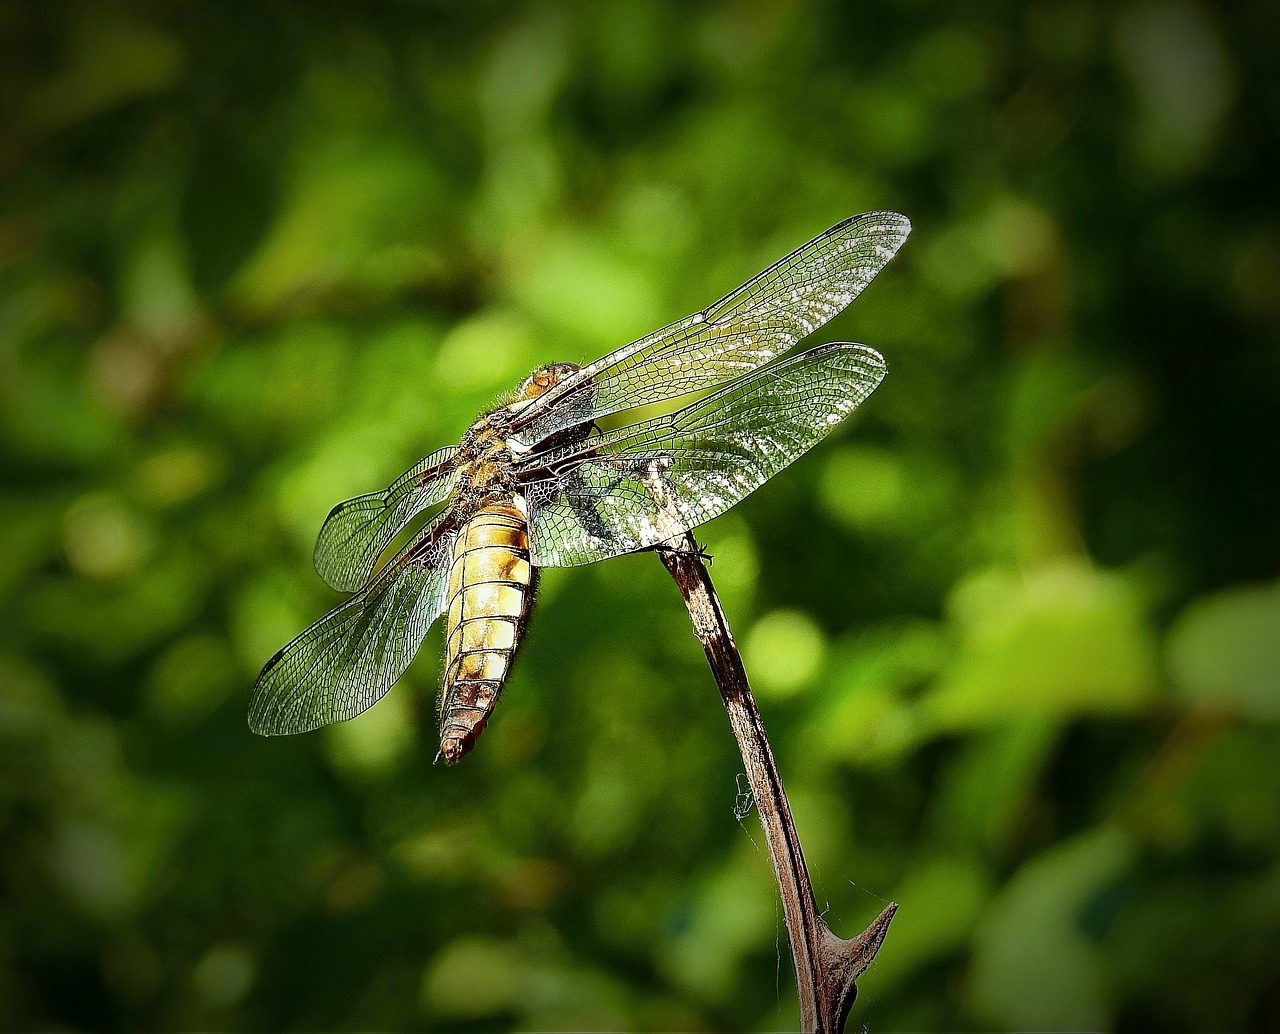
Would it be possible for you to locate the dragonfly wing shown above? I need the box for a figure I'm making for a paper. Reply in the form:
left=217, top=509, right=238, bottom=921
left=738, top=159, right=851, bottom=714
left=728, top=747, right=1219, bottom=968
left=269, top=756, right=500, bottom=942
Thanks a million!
left=525, top=342, right=886, bottom=567
left=250, top=518, right=457, bottom=734
left=511, top=212, right=908, bottom=448
left=314, top=446, right=459, bottom=592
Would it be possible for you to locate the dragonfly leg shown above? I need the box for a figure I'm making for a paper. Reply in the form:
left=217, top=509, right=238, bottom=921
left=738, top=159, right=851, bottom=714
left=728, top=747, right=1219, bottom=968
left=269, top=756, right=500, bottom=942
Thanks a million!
left=653, top=537, right=713, bottom=564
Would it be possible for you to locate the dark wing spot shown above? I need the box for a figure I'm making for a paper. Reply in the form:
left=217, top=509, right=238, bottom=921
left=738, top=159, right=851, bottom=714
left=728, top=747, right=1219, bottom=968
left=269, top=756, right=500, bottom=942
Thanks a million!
left=260, top=646, right=286, bottom=676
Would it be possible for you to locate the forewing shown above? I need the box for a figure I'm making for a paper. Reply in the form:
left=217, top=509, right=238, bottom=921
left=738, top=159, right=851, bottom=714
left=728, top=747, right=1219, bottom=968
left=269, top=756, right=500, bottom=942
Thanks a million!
left=510, top=212, right=908, bottom=448
left=249, top=518, right=457, bottom=734
left=314, top=446, right=459, bottom=592
left=525, top=342, right=886, bottom=567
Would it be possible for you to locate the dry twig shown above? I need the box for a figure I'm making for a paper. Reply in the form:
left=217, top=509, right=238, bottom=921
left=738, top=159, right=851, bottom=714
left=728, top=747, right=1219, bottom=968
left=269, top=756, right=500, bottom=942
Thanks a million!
left=660, top=533, right=896, bottom=1034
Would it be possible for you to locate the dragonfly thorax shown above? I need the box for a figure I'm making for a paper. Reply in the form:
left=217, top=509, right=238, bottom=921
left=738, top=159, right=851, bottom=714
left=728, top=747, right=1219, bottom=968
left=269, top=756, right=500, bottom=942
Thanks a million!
left=453, top=364, right=589, bottom=518
left=452, top=418, right=521, bottom=520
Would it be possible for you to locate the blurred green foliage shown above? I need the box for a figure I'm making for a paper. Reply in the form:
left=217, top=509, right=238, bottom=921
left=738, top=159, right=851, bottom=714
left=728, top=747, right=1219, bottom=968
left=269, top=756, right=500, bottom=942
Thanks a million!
left=2, top=1, right=1278, bottom=1030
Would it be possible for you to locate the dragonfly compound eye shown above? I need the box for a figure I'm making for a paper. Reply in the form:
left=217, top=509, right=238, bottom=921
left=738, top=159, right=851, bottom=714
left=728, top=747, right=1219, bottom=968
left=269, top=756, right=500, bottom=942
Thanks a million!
left=520, top=362, right=581, bottom=400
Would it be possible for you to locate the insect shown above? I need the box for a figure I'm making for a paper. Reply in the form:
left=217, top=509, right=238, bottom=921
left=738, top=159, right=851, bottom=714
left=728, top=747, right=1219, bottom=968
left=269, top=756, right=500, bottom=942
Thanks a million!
left=249, top=212, right=911, bottom=762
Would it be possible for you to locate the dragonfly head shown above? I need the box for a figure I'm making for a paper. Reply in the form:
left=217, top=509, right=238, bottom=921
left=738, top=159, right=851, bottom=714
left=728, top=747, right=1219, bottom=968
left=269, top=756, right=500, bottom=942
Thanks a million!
left=517, top=362, right=580, bottom=402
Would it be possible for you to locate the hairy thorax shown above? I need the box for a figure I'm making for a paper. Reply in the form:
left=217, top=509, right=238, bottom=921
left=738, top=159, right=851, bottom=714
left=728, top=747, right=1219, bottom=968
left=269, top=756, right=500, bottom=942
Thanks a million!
left=451, top=418, right=518, bottom=519
left=448, top=360, right=582, bottom=522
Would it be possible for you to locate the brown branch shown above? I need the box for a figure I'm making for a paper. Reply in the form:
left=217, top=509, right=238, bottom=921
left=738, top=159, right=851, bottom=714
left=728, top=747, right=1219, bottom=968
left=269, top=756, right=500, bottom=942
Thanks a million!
left=659, top=533, right=896, bottom=1034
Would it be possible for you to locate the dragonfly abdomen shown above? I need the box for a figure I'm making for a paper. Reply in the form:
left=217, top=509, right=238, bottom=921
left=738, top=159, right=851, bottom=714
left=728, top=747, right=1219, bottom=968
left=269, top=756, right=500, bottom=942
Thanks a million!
left=437, top=500, right=534, bottom=763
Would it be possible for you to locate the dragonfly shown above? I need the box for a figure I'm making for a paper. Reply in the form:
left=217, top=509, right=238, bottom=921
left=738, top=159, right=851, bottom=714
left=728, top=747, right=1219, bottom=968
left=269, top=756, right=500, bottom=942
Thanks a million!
left=249, top=211, right=911, bottom=763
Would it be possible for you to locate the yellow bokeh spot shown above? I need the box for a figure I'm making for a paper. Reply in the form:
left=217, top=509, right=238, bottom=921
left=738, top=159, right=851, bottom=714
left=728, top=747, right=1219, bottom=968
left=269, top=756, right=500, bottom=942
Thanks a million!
left=743, top=609, right=827, bottom=699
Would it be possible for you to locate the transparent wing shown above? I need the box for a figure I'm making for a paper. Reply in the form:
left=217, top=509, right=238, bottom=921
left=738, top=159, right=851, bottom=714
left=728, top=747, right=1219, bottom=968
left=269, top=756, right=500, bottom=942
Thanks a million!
left=249, top=517, right=457, bottom=735
left=510, top=212, right=908, bottom=448
left=314, top=446, right=459, bottom=592
left=524, top=342, right=886, bottom=567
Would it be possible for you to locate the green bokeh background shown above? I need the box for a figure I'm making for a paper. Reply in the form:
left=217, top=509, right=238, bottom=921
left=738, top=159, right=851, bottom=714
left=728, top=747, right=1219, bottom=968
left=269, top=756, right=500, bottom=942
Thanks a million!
left=2, top=2, right=1278, bottom=1030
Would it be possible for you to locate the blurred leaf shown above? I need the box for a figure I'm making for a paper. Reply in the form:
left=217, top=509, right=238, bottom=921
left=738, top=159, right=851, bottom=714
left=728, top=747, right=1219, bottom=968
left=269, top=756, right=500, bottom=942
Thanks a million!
left=21, top=14, right=183, bottom=132
left=26, top=557, right=206, bottom=664
left=1166, top=580, right=1280, bottom=720
left=508, top=227, right=661, bottom=349
left=0, top=654, right=63, bottom=740
left=802, top=618, right=949, bottom=765
left=1179, top=727, right=1280, bottom=850
left=192, top=944, right=257, bottom=1009
left=421, top=934, right=522, bottom=1019
left=147, top=632, right=238, bottom=723
left=1113, top=2, right=1237, bottom=177
left=0, top=497, right=64, bottom=602
left=230, top=139, right=449, bottom=314
left=969, top=825, right=1135, bottom=1031
left=921, top=560, right=1159, bottom=730
left=660, top=849, right=777, bottom=1003
left=932, top=720, right=1061, bottom=852
left=420, top=932, right=636, bottom=1029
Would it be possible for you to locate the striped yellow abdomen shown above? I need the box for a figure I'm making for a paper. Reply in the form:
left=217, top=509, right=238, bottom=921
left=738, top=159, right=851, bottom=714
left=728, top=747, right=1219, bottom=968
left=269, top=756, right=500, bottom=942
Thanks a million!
left=437, top=501, right=533, bottom=763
